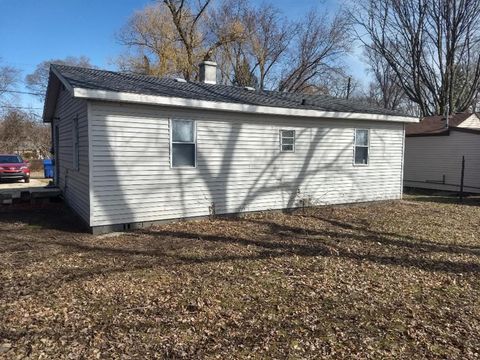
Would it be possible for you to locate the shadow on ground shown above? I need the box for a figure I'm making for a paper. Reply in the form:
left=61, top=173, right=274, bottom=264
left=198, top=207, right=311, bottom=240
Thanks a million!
left=1, top=199, right=480, bottom=358
left=404, top=188, right=480, bottom=206
left=0, top=205, right=86, bottom=233
left=1, top=199, right=479, bottom=287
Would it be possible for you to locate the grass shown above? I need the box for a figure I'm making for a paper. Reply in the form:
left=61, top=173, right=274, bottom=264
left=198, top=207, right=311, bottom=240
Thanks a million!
left=1, top=197, right=479, bottom=359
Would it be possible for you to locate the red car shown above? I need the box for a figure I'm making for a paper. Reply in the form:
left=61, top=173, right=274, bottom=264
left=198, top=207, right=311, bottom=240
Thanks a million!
left=0, top=154, right=30, bottom=183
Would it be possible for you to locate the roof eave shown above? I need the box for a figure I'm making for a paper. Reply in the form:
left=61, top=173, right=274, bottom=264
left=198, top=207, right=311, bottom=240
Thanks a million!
left=406, top=130, right=450, bottom=137
left=406, top=125, right=480, bottom=137
left=73, top=87, right=420, bottom=123
left=42, top=65, right=75, bottom=123
left=451, top=127, right=480, bottom=135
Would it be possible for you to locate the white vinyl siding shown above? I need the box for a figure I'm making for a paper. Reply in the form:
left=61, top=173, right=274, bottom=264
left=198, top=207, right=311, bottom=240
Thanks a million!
left=72, top=116, right=79, bottom=171
left=404, top=131, right=480, bottom=193
left=52, top=89, right=89, bottom=223
left=88, top=102, right=404, bottom=227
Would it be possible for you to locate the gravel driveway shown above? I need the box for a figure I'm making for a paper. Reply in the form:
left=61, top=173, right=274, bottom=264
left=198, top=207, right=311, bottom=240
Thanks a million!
left=0, top=178, right=50, bottom=189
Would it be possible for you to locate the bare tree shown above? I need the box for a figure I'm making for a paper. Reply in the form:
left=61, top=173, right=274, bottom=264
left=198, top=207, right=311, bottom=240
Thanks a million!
left=364, top=46, right=407, bottom=110
left=164, top=0, right=245, bottom=77
left=214, top=2, right=352, bottom=93
left=278, top=10, right=351, bottom=93
left=116, top=1, right=354, bottom=94
left=0, top=61, right=20, bottom=107
left=22, top=114, right=51, bottom=158
left=231, top=56, right=258, bottom=87
left=317, top=72, right=360, bottom=99
left=251, top=5, right=293, bottom=89
left=353, top=0, right=480, bottom=116
left=118, top=0, right=245, bottom=81
left=25, top=56, right=94, bottom=101
left=163, top=0, right=213, bottom=80
left=0, top=109, right=50, bottom=158
left=0, top=110, right=27, bottom=153
left=221, top=1, right=293, bottom=89
left=203, top=0, right=251, bottom=85
left=116, top=3, right=186, bottom=77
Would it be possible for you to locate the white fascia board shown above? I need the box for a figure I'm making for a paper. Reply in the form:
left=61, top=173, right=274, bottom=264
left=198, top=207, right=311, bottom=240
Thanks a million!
left=73, top=87, right=420, bottom=123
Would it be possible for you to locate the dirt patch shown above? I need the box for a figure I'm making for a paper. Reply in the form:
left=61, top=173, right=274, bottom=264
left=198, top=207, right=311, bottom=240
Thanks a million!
left=0, top=199, right=479, bottom=358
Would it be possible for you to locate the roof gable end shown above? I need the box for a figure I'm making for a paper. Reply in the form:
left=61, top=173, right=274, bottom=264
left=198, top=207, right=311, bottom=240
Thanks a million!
left=42, top=65, right=76, bottom=122
left=457, top=113, right=480, bottom=129
left=406, top=112, right=478, bottom=136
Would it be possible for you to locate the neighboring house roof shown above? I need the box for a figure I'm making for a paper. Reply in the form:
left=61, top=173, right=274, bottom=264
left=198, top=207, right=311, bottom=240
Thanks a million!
left=406, top=113, right=480, bottom=137
left=43, top=64, right=419, bottom=123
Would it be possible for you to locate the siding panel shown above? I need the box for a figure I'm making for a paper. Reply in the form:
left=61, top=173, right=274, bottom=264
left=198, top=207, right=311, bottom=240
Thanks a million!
left=404, top=132, right=480, bottom=192
left=89, top=102, right=404, bottom=227
left=52, top=89, right=89, bottom=222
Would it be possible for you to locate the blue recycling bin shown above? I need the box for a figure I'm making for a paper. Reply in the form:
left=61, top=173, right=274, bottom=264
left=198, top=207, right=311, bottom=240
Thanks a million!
left=43, top=159, right=54, bottom=179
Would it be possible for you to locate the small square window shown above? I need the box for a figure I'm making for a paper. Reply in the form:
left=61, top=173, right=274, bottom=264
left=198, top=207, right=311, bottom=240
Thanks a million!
left=280, top=130, right=295, bottom=152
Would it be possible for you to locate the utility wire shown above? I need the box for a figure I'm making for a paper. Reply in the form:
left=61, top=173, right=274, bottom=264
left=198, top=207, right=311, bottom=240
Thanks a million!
left=0, top=105, right=43, bottom=110
left=1, top=90, right=43, bottom=96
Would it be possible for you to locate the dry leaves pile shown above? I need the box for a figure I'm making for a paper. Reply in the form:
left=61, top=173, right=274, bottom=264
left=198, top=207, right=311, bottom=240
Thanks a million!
left=1, top=196, right=479, bottom=359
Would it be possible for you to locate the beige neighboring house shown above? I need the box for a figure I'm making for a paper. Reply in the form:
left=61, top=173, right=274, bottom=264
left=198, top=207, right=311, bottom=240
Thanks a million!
left=404, top=113, right=480, bottom=193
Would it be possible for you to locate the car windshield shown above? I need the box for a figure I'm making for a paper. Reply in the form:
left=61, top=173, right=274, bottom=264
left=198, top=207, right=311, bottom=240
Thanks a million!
left=0, top=155, right=22, bottom=163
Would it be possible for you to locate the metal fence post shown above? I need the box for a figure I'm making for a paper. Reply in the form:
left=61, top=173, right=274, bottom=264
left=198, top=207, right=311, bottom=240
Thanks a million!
left=460, top=156, right=465, bottom=202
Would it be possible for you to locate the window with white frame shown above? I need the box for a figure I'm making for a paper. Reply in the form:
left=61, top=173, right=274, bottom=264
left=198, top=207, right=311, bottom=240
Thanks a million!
left=72, top=117, right=79, bottom=170
left=280, top=130, right=295, bottom=152
left=354, top=129, right=369, bottom=165
left=171, top=119, right=196, bottom=167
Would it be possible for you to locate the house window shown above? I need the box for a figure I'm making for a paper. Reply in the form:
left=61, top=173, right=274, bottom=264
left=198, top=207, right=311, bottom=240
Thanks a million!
left=171, top=119, right=196, bottom=167
left=72, top=117, right=79, bottom=170
left=280, top=130, right=295, bottom=152
left=354, top=129, right=369, bottom=165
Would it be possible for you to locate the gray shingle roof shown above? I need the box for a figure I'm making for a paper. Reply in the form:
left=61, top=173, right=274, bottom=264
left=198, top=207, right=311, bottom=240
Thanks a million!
left=406, top=113, right=468, bottom=136
left=52, top=64, right=410, bottom=117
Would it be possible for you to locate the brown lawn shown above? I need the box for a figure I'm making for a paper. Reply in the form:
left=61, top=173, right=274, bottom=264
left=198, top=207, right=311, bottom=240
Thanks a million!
left=1, top=196, right=479, bottom=359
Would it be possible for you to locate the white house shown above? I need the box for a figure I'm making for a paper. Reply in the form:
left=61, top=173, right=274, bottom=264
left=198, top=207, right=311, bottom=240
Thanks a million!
left=404, top=113, right=480, bottom=193
left=43, top=63, right=418, bottom=233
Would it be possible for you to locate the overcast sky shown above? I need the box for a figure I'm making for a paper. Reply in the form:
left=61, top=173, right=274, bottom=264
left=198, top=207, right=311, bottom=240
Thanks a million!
left=0, top=0, right=367, bottom=113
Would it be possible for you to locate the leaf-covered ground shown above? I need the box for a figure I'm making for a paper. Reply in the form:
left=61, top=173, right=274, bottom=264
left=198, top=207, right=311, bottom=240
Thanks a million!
left=1, top=196, right=480, bottom=359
